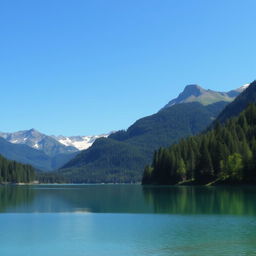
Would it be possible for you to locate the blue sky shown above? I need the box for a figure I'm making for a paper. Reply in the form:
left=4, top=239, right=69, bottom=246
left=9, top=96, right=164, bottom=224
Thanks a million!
left=0, top=0, right=255, bottom=136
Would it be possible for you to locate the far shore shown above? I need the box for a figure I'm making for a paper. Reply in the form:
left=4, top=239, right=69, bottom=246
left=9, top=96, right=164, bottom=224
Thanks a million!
left=0, top=181, right=39, bottom=186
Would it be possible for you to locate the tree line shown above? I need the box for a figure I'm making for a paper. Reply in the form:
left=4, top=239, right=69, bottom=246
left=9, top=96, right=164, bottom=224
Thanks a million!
left=0, top=155, right=35, bottom=183
left=142, top=104, right=256, bottom=185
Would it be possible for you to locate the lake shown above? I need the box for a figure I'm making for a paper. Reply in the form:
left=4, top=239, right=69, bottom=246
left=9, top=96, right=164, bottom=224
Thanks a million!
left=0, top=184, right=256, bottom=256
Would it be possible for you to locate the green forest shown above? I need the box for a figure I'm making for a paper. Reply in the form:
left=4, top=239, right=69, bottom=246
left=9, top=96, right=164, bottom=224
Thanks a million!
left=142, top=104, right=256, bottom=185
left=0, top=155, right=35, bottom=183
left=60, top=102, right=227, bottom=183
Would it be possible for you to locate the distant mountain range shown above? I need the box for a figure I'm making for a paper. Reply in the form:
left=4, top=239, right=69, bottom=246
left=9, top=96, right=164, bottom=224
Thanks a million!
left=0, top=129, right=110, bottom=152
left=0, top=137, right=76, bottom=171
left=0, top=129, right=77, bottom=156
left=59, top=84, right=248, bottom=183
left=0, top=129, right=109, bottom=171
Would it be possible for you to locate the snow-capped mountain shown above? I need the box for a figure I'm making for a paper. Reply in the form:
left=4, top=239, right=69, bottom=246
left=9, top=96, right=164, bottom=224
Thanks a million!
left=0, top=129, right=111, bottom=155
left=0, top=129, right=77, bottom=156
left=52, top=134, right=110, bottom=150
left=0, top=129, right=111, bottom=171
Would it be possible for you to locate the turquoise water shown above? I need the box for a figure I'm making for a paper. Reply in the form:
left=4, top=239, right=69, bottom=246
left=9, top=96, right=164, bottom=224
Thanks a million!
left=0, top=185, right=256, bottom=255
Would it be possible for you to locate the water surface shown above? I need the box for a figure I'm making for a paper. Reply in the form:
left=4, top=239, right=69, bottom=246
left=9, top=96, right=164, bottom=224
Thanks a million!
left=0, top=185, right=255, bottom=255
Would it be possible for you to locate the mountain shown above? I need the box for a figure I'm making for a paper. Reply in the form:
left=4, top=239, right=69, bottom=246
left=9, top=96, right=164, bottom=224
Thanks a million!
left=60, top=102, right=228, bottom=183
left=0, top=137, right=77, bottom=171
left=214, top=81, right=256, bottom=124
left=142, top=82, right=256, bottom=185
left=163, top=84, right=248, bottom=108
left=52, top=134, right=110, bottom=150
left=0, top=129, right=110, bottom=152
left=0, top=129, right=77, bottom=156
left=0, top=129, right=110, bottom=171
left=59, top=84, right=246, bottom=183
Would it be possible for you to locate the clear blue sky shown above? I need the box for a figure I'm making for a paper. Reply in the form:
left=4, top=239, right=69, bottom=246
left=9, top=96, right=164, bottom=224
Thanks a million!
left=0, top=0, right=255, bottom=136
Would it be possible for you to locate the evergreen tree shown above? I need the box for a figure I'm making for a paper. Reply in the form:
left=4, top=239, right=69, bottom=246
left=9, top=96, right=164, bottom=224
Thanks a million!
left=0, top=155, right=35, bottom=184
left=142, top=104, right=256, bottom=185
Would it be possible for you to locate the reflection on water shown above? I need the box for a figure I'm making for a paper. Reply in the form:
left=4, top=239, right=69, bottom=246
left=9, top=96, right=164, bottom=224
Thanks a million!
left=143, top=186, right=256, bottom=215
left=1, top=185, right=256, bottom=256
left=0, top=184, right=256, bottom=215
left=0, top=185, right=35, bottom=212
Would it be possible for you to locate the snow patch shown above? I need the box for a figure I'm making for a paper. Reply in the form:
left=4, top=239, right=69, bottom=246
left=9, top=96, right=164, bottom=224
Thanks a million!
left=56, top=134, right=110, bottom=150
left=33, top=143, right=39, bottom=149
left=240, top=83, right=250, bottom=90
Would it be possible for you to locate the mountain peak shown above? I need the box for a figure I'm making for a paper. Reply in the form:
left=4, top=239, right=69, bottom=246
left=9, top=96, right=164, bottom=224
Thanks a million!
left=28, top=128, right=40, bottom=134
left=162, top=84, right=203, bottom=108
left=162, top=84, right=208, bottom=108
left=162, top=83, right=248, bottom=110
left=23, top=128, right=43, bottom=139
left=184, top=84, right=203, bottom=90
left=181, top=84, right=204, bottom=96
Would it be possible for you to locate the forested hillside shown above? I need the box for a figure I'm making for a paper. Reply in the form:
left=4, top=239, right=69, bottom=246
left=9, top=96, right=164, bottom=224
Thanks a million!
left=60, top=101, right=228, bottom=183
left=215, top=81, right=256, bottom=124
left=0, top=155, right=35, bottom=183
left=142, top=104, right=256, bottom=185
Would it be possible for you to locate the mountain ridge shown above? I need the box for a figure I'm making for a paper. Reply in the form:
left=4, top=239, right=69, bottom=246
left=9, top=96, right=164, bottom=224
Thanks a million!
left=0, top=129, right=110, bottom=152
left=163, top=84, right=248, bottom=108
left=0, top=129, right=77, bottom=156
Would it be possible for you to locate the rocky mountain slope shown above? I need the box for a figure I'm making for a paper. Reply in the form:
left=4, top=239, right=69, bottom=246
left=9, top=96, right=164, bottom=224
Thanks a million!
left=163, top=84, right=249, bottom=108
